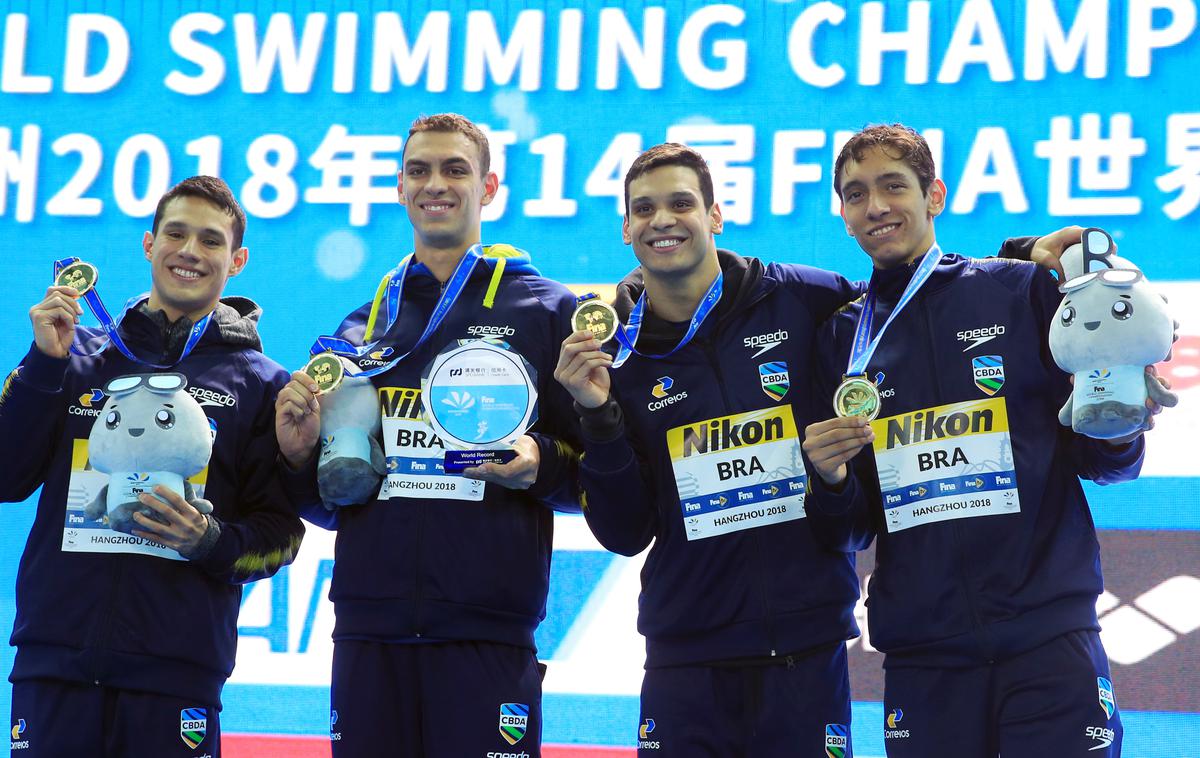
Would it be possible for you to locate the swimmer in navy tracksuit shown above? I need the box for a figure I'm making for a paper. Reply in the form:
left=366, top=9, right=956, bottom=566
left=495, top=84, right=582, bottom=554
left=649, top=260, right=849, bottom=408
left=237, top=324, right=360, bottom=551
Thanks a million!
left=803, top=125, right=1165, bottom=757
left=1, top=177, right=303, bottom=758
left=276, top=114, right=581, bottom=758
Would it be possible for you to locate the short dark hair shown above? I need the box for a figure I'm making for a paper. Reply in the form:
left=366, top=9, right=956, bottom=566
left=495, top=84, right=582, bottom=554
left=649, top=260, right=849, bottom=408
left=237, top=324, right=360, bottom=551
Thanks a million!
left=624, top=143, right=715, bottom=214
left=152, top=176, right=246, bottom=249
left=405, top=112, right=491, bottom=175
left=834, top=124, right=936, bottom=199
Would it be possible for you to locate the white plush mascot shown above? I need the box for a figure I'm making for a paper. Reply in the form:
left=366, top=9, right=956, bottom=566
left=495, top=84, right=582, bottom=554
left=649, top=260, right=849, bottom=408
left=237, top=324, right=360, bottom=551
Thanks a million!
left=1048, top=228, right=1179, bottom=439
left=316, top=357, right=386, bottom=508
left=84, top=373, right=214, bottom=534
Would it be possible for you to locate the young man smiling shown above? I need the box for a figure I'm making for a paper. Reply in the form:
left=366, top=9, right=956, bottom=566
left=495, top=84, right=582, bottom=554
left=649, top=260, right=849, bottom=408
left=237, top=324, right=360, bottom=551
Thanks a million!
left=554, top=143, right=867, bottom=757
left=275, top=113, right=581, bottom=758
left=0, top=176, right=303, bottom=757
left=802, top=124, right=1166, bottom=757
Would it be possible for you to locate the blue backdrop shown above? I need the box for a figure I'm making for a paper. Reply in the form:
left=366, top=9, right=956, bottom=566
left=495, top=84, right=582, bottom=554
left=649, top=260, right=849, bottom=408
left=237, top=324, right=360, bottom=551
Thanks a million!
left=2, top=2, right=1198, bottom=755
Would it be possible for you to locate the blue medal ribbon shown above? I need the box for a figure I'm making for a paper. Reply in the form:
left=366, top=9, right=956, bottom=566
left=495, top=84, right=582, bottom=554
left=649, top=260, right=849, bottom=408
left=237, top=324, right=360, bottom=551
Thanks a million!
left=310, top=244, right=484, bottom=378
left=613, top=270, right=723, bottom=368
left=845, top=245, right=944, bottom=378
left=53, top=257, right=212, bottom=369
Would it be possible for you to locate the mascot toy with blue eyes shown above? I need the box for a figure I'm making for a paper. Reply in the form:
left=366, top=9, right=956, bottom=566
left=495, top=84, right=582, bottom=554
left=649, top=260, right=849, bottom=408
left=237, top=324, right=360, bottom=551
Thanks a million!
left=1048, top=228, right=1178, bottom=440
left=82, top=373, right=214, bottom=535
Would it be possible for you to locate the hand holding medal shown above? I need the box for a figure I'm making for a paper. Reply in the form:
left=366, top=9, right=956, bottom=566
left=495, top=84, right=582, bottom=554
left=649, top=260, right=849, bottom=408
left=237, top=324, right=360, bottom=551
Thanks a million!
left=55, top=260, right=99, bottom=297
left=834, top=375, right=882, bottom=421
left=302, top=352, right=346, bottom=394
left=572, top=293, right=619, bottom=344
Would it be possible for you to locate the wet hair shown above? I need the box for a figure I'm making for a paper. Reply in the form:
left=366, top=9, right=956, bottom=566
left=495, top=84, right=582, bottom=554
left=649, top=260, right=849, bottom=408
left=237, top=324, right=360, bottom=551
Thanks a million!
left=624, top=143, right=715, bottom=213
left=834, top=124, right=936, bottom=199
left=151, top=176, right=246, bottom=249
left=405, top=112, right=492, bottom=175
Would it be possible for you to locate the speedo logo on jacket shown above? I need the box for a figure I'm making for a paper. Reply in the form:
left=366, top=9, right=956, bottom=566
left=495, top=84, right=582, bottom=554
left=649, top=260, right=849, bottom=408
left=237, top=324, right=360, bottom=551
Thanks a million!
left=882, top=399, right=1003, bottom=450
left=744, top=329, right=788, bottom=357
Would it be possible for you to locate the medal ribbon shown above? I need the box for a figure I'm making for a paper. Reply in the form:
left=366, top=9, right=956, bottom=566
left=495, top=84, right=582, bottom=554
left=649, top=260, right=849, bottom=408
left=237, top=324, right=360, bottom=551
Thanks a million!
left=845, top=244, right=943, bottom=378
left=53, top=257, right=212, bottom=368
left=310, top=244, right=484, bottom=378
left=612, top=271, right=722, bottom=369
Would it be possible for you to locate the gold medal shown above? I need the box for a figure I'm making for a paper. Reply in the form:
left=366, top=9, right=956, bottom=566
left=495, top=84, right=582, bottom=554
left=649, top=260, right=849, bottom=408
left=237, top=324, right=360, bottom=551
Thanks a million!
left=303, top=352, right=345, bottom=394
left=572, top=295, right=619, bottom=344
left=834, top=376, right=881, bottom=420
left=55, top=261, right=98, bottom=297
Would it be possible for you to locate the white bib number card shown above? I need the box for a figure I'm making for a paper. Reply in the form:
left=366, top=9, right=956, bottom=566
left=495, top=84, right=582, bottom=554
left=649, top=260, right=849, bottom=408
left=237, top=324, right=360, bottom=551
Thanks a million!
left=871, top=397, right=1020, bottom=533
left=668, top=406, right=808, bottom=541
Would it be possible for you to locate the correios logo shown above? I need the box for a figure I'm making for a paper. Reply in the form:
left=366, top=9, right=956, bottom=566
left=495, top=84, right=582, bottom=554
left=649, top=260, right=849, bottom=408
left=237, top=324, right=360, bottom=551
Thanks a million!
left=359, top=347, right=394, bottom=367
left=10, top=718, right=28, bottom=750
left=884, top=708, right=909, bottom=740
left=69, top=389, right=104, bottom=417
left=638, top=718, right=660, bottom=750
left=648, top=377, right=687, bottom=412
left=651, top=377, right=674, bottom=399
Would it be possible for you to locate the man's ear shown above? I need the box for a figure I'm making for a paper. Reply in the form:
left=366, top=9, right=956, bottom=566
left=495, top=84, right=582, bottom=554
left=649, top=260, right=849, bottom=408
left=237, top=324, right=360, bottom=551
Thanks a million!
left=143, top=231, right=154, bottom=260
left=709, top=202, right=724, bottom=236
left=481, top=172, right=500, bottom=206
left=228, top=247, right=249, bottom=278
left=927, top=178, right=947, bottom=218
left=396, top=171, right=406, bottom=206
left=622, top=215, right=632, bottom=245
left=839, top=204, right=854, bottom=236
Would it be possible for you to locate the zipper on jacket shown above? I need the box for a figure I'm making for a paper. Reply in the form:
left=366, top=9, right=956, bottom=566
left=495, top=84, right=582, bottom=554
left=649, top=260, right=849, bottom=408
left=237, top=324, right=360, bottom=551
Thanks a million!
left=921, top=296, right=989, bottom=656
left=91, top=554, right=128, bottom=684
left=700, top=337, right=778, bottom=657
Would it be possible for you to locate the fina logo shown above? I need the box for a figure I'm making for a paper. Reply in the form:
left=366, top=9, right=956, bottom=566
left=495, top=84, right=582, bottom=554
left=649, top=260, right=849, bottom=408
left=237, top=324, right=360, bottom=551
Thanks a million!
left=441, top=391, right=475, bottom=412
left=180, top=708, right=207, bottom=749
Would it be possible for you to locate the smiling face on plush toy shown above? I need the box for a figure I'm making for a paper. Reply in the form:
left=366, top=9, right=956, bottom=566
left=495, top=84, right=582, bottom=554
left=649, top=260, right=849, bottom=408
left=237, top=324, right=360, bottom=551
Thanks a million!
left=1050, top=268, right=1174, bottom=371
left=88, top=373, right=213, bottom=476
